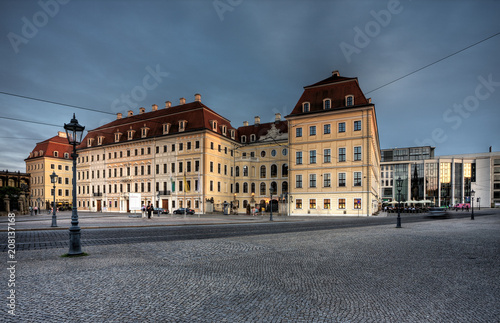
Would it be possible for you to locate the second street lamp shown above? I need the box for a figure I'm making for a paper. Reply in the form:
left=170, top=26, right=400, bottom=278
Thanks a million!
left=396, top=176, right=403, bottom=228
left=471, top=189, right=475, bottom=220
left=50, top=171, right=58, bottom=227
left=64, top=113, right=85, bottom=256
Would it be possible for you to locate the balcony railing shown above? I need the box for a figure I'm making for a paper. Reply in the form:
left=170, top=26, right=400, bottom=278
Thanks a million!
left=158, top=190, right=171, bottom=196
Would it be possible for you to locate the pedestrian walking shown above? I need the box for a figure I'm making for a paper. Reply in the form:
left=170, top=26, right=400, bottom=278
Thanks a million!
left=147, top=202, right=153, bottom=219
left=141, top=204, right=146, bottom=218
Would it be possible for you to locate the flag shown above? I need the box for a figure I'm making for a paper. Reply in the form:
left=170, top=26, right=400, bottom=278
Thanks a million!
left=183, top=172, right=190, bottom=192
left=197, top=172, right=201, bottom=192
left=170, top=176, right=175, bottom=192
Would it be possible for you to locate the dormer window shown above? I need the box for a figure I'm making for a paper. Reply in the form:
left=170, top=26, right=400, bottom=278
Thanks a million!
left=97, top=136, right=104, bottom=145
left=221, top=125, right=227, bottom=136
left=163, top=123, right=171, bottom=134
left=53, top=151, right=59, bottom=157
left=141, top=125, right=150, bottom=138
left=346, top=95, right=354, bottom=106
left=241, top=135, right=247, bottom=143
left=114, top=131, right=122, bottom=143
left=39, top=150, right=43, bottom=156
left=302, top=102, right=310, bottom=112
left=127, top=128, right=135, bottom=140
left=210, top=120, right=217, bottom=132
left=87, top=138, right=94, bottom=147
left=64, top=152, right=69, bottom=159
left=250, top=134, right=256, bottom=142
left=230, top=129, right=235, bottom=140
left=324, top=99, right=331, bottom=110
left=179, top=120, right=187, bottom=132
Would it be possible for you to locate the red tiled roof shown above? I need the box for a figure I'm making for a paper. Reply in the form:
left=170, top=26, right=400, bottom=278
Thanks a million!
left=237, top=121, right=288, bottom=142
left=25, top=134, right=73, bottom=161
left=287, top=72, right=370, bottom=117
left=79, top=101, right=238, bottom=148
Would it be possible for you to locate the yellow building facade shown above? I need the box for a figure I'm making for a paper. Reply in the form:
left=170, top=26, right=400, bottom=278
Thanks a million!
left=286, top=71, right=381, bottom=215
left=25, top=131, right=74, bottom=211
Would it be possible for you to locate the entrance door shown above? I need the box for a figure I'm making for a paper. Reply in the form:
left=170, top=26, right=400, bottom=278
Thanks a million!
left=97, top=200, right=102, bottom=212
left=126, top=200, right=130, bottom=213
left=162, top=199, right=169, bottom=212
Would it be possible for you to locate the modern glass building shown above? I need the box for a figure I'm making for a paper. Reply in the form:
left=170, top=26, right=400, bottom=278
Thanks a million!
left=380, top=146, right=500, bottom=208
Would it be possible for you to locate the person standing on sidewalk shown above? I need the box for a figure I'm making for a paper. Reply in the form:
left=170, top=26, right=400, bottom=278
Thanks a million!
left=147, top=202, right=153, bottom=219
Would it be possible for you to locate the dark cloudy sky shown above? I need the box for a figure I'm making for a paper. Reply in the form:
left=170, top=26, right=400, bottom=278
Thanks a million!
left=1, top=0, right=499, bottom=172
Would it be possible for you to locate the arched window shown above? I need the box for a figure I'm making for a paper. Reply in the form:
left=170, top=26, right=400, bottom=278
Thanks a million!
left=260, top=165, right=266, bottom=178
left=243, top=200, right=248, bottom=208
left=260, top=182, right=266, bottom=195
left=235, top=183, right=240, bottom=193
left=243, top=166, right=248, bottom=176
left=235, top=166, right=240, bottom=177
left=282, top=181, right=288, bottom=193
left=243, top=182, right=248, bottom=193
left=271, top=164, right=278, bottom=178
left=251, top=183, right=256, bottom=194
left=241, top=135, right=247, bottom=143
left=346, top=95, right=354, bottom=106
left=270, top=181, right=277, bottom=194
left=282, top=164, right=288, bottom=177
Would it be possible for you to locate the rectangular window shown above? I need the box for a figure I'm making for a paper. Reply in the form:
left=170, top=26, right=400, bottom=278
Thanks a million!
left=309, top=150, right=316, bottom=164
left=354, top=172, right=362, bottom=186
left=309, top=174, right=316, bottom=188
left=195, top=141, right=200, bottom=149
left=296, top=128, right=302, bottom=137
left=218, top=163, right=221, bottom=174
left=354, top=198, right=362, bottom=209
left=296, top=199, right=302, bottom=209
left=338, top=122, right=346, bottom=133
left=324, top=199, right=330, bottom=209
left=324, top=149, right=331, bottom=163
left=339, top=148, right=346, bottom=162
left=296, top=151, right=302, bottom=165
left=309, top=199, right=316, bottom=209
left=187, top=142, right=191, bottom=150
left=296, top=175, right=302, bottom=188
left=354, top=146, right=362, bottom=161
left=339, top=173, right=346, bottom=187
left=354, top=120, right=361, bottom=131
left=324, top=124, right=331, bottom=134
left=187, top=161, right=191, bottom=173
left=179, top=143, right=183, bottom=151
left=210, top=180, right=213, bottom=191
left=210, top=161, right=213, bottom=172
left=172, top=144, right=175, bottom=152
left=171, top=163, right=175, bottom=173
left=338, top=198, right=346, bottom=209
left=195, top=160, right=200, bottom=172
left=309, top=126, right=316, bottom=136
left=324, top=173, right=331, bottom=187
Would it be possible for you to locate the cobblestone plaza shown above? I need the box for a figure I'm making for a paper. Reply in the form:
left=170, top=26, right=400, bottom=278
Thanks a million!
left=3, top=214, right=499, bottom=322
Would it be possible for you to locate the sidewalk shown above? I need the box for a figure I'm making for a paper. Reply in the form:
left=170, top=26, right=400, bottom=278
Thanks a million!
left=0, top=210, right=301, bottom=231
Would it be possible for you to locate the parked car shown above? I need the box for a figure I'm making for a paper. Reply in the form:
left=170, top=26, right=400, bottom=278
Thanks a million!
left=153, top=208, right=169, bottom=214
left=173, top=208, right=195, bottom=215
left=428, top=207, right=448, bottom=217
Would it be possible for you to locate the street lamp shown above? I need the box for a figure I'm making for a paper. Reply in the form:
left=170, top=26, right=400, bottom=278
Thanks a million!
left=64, top=113, right=85, bottom=256
left=269, top=188, right=273, bottom=221
left=50, top=171, right=58, bottom=227
left=396, top=177, right=403, bottom=228
left=471, top=189, right=475, bottom=220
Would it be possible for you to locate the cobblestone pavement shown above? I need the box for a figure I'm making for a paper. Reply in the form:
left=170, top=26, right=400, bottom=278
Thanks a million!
left=1, top=214, right=499, bottom=322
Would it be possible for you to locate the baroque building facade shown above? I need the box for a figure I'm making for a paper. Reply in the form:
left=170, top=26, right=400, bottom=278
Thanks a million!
left=74, top=71, right=381, bottom=215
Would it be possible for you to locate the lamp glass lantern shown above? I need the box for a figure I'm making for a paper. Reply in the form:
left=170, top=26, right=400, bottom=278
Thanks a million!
left=64, top=113, right=85, bottom=146
left=50, top=171, right=58, bottom=184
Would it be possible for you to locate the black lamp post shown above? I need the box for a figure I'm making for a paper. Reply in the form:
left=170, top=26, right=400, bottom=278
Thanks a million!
left=471, top=190, right=475, bottom=220
left=269, top=188, right=273, bottom=221
left=396, top=176, right=403, bottom=228
left=64, top=113, right=85, bottom=256
left=50, top=171, right=58, bottom=227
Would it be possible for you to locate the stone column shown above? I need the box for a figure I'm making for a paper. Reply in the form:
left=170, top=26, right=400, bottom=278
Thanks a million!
left=4, top=195, right=10, bottom=213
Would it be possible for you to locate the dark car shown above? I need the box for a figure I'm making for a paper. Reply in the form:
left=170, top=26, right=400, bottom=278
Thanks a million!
left=173, top=208, right=195, bottom=215
left=153, top=208, right=169, bottom=214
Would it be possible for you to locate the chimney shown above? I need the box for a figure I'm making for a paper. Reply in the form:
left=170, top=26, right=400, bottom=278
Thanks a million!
left=152, top=104, right=158, bottom=111
left=243, top=121, right=249, bottom=126
left=127, top=110, right=133, bottom=117
left=194, top=93, right=201, bottom=102
left=254, top=116, right=260, bottom=125
left=368, top=98, right=372, bottom=103
left=332, top=70, right=340, bottom=77
left=58, top=131, right=67, bottom=138
left=117, top=113, right=122, bottom=119
left=490, top=146, right=492, bottom=153
left=180, top=97, right=186, bottom=105
left=165, top=101, right=171, bottom=108
left=139, top=107, right=145, bottom=114
left=275, top=113, right=281, bottom=122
